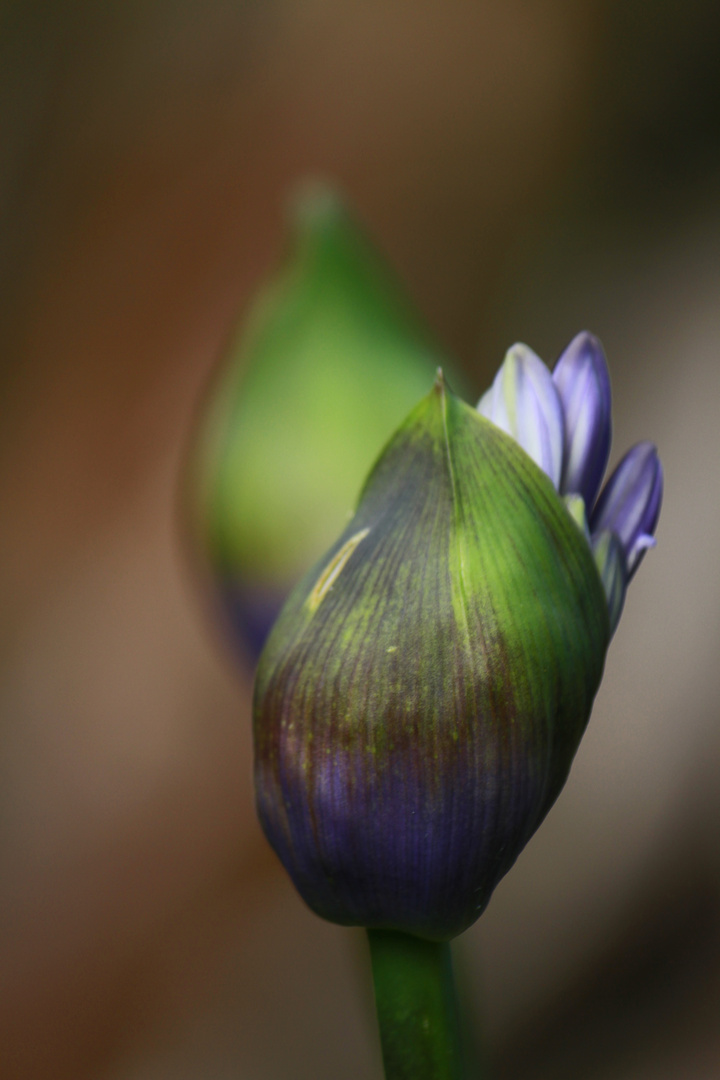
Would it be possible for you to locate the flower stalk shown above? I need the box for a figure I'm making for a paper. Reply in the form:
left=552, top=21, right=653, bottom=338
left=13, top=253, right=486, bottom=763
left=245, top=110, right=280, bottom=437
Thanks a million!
left=367, top=929, right=464, bottom=1080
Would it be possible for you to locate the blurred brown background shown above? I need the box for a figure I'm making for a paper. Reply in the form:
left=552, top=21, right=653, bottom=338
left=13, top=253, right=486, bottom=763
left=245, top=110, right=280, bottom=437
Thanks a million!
left=2, top=2, right=720, bottom=1077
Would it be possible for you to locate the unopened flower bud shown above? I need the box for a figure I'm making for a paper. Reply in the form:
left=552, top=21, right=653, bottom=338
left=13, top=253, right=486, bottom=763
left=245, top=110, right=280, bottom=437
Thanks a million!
left=254, top=374, right=609, bottom=940
left=553, top=332, right=612, bottom=508
left=185, top=184, right=451, bottom=657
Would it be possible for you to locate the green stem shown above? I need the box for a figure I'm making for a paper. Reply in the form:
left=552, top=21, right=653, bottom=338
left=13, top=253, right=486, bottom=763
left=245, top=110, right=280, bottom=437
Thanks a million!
left=367, top=928, right=464, bottom=1080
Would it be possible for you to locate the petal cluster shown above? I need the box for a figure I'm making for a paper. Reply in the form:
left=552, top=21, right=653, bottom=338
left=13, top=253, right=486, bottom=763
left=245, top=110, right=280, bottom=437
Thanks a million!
left=478, top=333, right=663, bottom=633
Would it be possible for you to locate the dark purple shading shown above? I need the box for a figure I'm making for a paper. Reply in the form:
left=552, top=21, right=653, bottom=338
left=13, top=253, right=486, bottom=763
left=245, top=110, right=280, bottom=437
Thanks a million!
left=553, top=332, right=612, bottom=508
left=221, top=583, right=286, bottom=664
left=258, top=729, right=547, bottom=941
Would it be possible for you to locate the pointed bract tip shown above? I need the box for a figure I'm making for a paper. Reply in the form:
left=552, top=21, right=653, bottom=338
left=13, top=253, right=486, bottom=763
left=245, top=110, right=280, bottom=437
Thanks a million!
left=287, top=179, right=346, bottom=234
left=432, top=367, right=448, bottom=399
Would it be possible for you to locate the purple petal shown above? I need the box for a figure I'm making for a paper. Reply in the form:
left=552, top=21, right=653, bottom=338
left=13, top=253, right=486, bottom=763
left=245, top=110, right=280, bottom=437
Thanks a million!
left=591, top=530, right=627, bottom=636
left=477, top=343, right=565, bottom=488
left=590, top=442, right=663, bottom=579
left=552, top=332, right=612, bottom=507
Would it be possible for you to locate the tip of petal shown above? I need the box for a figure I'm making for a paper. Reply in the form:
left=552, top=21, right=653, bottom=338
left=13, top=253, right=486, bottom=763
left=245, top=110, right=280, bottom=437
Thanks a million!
left=553, top=331, right=612, bottom=507
left=477, top=343, right=565, bottom=488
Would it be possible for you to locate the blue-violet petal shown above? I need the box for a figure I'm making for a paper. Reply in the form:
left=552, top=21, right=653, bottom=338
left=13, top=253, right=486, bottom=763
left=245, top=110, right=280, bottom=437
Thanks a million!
left=553, top=332, right=612, bottom=507
left=590, top=441, right=663, bottom=578
left=477, top=343, right=565, bottom=488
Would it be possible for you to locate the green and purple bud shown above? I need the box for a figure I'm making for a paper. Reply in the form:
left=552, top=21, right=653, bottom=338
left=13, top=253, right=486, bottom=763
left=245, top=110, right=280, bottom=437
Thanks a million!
left=254, top=374, right=609, bottom=941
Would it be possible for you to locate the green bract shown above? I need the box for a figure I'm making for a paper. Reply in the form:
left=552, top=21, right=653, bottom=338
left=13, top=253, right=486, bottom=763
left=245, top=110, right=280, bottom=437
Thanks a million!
left=254, top=374, right=609, bottom=940
left=186, top=186, right=453, bottom=653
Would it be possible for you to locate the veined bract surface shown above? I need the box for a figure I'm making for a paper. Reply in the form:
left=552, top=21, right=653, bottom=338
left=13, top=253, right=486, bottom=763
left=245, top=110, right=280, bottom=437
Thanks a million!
left=253, top=373, right=609, bottom=941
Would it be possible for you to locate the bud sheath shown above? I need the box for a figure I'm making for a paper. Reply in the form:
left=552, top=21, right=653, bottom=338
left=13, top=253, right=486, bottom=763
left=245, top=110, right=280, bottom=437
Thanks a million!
left=254, top=376, right=609, bottom=940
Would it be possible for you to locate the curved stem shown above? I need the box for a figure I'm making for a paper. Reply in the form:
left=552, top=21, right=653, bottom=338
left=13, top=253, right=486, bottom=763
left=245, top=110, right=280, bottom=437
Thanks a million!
left=367, top=928, right=464, bottom=1080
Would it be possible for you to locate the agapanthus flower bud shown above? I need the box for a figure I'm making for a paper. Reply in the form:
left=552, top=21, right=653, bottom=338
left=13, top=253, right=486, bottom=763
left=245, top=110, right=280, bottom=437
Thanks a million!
left=254, top=374, right=609, bottom=941
left=185, top=185, right=453, bottom=659
left=478, top=333, right=663, bottom=633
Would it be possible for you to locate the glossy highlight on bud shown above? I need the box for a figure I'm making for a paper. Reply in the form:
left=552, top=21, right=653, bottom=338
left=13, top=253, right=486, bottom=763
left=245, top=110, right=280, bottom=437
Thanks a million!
left=254, top=374, right=609, bottom=941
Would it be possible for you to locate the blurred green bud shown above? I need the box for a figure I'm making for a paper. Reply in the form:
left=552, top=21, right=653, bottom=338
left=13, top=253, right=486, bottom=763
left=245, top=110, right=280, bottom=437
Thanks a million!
left=254, top=374, right=609, bottom=941
left=186, top=184, right=454, bottom=654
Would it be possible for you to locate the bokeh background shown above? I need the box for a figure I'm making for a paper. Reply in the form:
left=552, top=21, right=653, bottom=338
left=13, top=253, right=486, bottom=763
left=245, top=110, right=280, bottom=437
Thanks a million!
left=2, top=2, right=720, bottom=1077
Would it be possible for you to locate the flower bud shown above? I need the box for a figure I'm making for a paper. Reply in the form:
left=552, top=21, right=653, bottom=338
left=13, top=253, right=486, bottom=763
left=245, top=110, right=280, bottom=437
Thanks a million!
left=185, top=184, right=452, bottom=658
left=478, top=333, right=663, bottom=637
left=590, top=440, right=663, bottom=579
left=254, top=374, right=609, bottom=941
left=552, top=332, right=612, bottom=508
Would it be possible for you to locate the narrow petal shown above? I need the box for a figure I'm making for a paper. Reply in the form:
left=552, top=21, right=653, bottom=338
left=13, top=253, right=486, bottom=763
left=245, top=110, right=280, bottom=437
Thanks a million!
left=477, top=343, right=564, bottom=488
left=591, top=530, right=627, bottom=635
left=590, top=442, right=663, bottom=578
left=553, top=332, right=612, bottom=507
